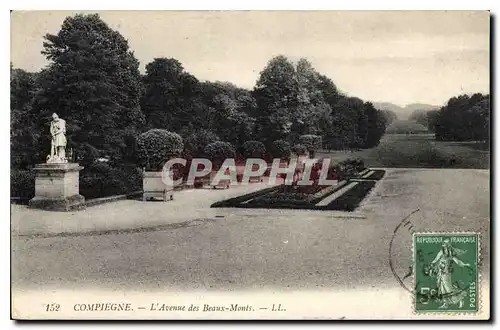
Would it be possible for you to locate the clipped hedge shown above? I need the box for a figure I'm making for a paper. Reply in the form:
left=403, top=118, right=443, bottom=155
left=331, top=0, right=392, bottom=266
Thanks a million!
left=11, top=169, right=35, bottom=199
left=292, top=143, right=307, bottom=156
left=242, top=140, right=266, bottom=158
left=335, top=158, right=366, bottom=180
left=136, top=129, right=183, bottom=171
left=184, top=129, right=220, bottom=158
left=10, top=164, right=143, bottom=201
left=79, top=163, right=142, bottom=199
left=270, top=139, right=291, bottom=159
left=203, top=141, right=236, bottom=162
left=299, top=134, right=322, bottom=153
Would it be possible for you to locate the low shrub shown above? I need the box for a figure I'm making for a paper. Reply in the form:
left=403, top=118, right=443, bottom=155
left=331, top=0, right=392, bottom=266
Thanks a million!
left=80, top=163, right=142, bottom=199
left=11, top=169, right=35, bottom=199
left=242, top=140, right=266, bottom=158
left=136, top=129, right=183, bottom=171
left=11, top=164, right=143, bottom=201
left=292, top=144, right=307, bottom=156
left=270, top=139, right=291, bottom=159
left=204, top=141, right=236, bottom=163
left=299, top=134, right=322, bottom=154
left=183, top=129, right=220, bottom=158
left=335, top=158, right=366, bottom=180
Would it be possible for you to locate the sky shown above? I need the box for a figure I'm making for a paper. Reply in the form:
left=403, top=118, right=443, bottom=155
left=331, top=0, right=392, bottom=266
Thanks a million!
left=10, top=10, right=490, bottom=106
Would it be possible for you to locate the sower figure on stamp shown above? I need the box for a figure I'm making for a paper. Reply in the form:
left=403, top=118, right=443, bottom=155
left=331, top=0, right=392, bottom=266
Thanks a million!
left=47, top=113, right=67, bottom=163
left=426, top=239, right=472, bottom=309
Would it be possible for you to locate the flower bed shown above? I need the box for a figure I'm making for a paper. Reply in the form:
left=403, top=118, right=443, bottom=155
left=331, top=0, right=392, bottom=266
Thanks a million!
left=323, top=180, right=376, bottom=211
left=210, top=160, right=381, bottom=211
left=250, top=182, right=347, bottom=205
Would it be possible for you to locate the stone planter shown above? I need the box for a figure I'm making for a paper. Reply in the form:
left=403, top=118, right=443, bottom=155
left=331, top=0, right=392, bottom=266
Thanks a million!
left=210, top=170, right=230, bottom=189
left=142, top=171, right=174, bottom=202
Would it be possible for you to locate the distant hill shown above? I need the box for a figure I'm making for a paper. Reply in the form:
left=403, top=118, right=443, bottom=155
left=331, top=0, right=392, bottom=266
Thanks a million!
left=373, top=102, right=440, bottom=120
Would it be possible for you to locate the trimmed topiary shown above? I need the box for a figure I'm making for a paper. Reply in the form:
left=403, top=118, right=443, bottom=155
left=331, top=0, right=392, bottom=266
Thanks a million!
left=203, top=141, right=236, bottom=162
left=184, top=129, right=220, bottom=158
left=292, top=143, right=307, bottom=156
left=270, top=139, right=291, bottom=159
left=242, top=140, right=266, bottom=159
left=136, top=129, right=183, bottom=171
left=10, top=169, right=35, bottom=199
left=299, top=134, right=322, bottom=156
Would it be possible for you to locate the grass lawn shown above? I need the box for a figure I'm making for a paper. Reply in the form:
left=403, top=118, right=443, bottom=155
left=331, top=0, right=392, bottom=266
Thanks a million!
left=317, top=134, right=490, bottom=169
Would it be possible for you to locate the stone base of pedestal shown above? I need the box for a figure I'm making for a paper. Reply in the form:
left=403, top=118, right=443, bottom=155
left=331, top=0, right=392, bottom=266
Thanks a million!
left=29, top=194, right=86, bottom=212
left=29, top=163, right=86, bottom=212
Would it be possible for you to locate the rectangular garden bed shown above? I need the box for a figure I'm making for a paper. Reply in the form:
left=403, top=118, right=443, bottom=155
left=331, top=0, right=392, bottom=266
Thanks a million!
left=211, top=170, right=384, bottom=212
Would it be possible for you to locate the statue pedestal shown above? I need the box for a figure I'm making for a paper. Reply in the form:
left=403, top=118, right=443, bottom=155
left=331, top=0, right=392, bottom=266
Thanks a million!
left=29, top=163, right=86, bottom=211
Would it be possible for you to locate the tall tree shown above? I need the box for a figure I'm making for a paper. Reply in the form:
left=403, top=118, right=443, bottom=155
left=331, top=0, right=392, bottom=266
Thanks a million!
left=201, top=81, right=255, bottom=148
left=11, top=67, right=40, bottom=168
left=141, top=58, right=205, bottom=131
left=253, top=55, right=298, bottom=146
left=434, top=93, right=489, bottom=142
left=34, top=13, right=145, bottom=164
left=363, top=102, right=386, bottom=148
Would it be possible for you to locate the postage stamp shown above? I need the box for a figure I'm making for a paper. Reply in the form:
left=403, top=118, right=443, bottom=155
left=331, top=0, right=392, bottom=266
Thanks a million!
left=413, top=232, right=480, bottom=313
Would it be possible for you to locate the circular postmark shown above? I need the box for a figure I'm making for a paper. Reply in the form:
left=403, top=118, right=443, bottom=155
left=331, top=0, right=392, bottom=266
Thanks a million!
left=388, top=209, right=476, bottom=310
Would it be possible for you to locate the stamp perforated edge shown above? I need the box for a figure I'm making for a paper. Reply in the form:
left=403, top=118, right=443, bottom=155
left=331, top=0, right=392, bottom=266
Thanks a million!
left=411, top=231, right=482, bottom=315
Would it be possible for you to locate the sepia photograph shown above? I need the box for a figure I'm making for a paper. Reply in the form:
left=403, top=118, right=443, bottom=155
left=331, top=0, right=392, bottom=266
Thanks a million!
left=10, top=10, right=491, bottom=320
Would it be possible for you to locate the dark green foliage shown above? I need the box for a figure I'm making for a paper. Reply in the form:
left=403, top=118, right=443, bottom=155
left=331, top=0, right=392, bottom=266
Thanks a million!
left=335, top=158, right=366, bottom=180
left=203, top=141, right=236, bottom=161
left=210, top=177, right=377, bottom=212
left=182, top=129, right=220, bottom=158
left=211, top=185, right=281, bottom=208
left=141, top=58, right=205, bottom=131
left=241, top=140, right=266, bottom=158
left=200, top=81, right=256, bottom=148
left=79, top=163, right=142, bottom=199
left=10, top=68, right=40, bottom=168
left=252, top=56, right=388, bottom=151
left=34, top=13, right=145, bottom=165
left=292, top=144, right=307, bottom=155
left=250, top=184, right=344, bottom=205
left=253, top=56, right=298, bottom=145
left=434, top=94, right=489, bottom=142
left=10, top=169, right=36, bottom=198
left=270, top=139, right=291, bottom=158
left=136, top=129, right=183, bottom=171
left=11, top=14, right=395, bottom=200
left=299, top=134, right=322, bottom=153
left=362, top=102, right=387, bottom=148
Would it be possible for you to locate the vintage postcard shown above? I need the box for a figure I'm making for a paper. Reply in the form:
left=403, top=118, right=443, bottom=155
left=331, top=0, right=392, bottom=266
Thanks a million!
left=10, top=10, right=490, bottom=320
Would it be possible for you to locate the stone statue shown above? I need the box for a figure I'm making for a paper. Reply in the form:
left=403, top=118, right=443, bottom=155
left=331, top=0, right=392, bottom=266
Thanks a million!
left=47, top=113, right=68, bottom=163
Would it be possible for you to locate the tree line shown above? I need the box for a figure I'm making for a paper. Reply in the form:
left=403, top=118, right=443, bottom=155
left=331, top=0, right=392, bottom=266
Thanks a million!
left=11, top=13, right=391, bottom=171
left=406, top=93, right=490, bottom=142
